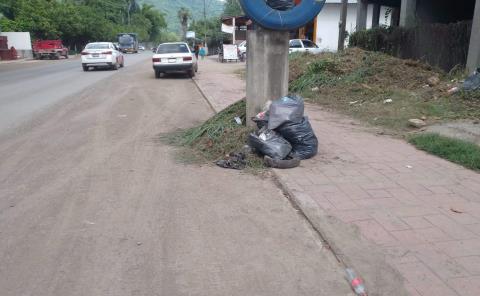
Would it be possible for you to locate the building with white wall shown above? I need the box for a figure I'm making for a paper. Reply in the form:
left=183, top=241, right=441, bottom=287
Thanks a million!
left=297, top=0, right=391, bottom=52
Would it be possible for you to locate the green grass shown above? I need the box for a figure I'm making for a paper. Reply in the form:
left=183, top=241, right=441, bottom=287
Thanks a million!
left=409, top=133, right=480, bottom=171
left=160, top=99, right=265, bottom=171
left=288, top=48, right=480, bottom=134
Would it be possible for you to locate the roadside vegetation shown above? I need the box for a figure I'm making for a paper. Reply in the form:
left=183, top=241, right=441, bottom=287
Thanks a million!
left=289, top=48, right=480, bottom=133
left=0, top=0, right=172, bottom=49
left=409, top=133, right=480, bottom=171
left=161, top=99, right=264, bottom=171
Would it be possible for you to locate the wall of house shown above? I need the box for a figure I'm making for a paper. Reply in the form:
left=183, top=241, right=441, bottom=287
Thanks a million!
left=314, top=3, right=391, bottom=51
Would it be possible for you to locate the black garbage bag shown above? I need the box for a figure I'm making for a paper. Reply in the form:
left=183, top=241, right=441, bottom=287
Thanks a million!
left=276, top=117, right=318, bottom=160
left=248, top=129, right=292, bottom=159
left=266, top=0, right=295, bottom=10
left=252, top=111, right=269, bottom=129
left=463, top=72, right=480, bottom=91
left=268, top=95, right=304, bottom=130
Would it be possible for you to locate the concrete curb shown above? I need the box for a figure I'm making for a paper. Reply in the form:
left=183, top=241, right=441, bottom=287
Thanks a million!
left=272, top=170, right=410, bottom=296
left=192, top=77, right=219, bottom=114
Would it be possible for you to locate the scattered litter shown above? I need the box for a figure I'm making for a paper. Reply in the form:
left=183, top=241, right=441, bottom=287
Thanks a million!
left=383, top=99, right=393, bottom=104
left=234, top=116, right=242, bottom=125
left=216, top=152, right=247, bottom=170
left=136, top=241, right=142, bottom=246
left=252, top=111, right=269, bottom=129
left=408, top=118, right=426, bottom=128
left=447, top=86, right=460, bottom=95
left=450, top=208, right=464, bottom=214
left=405, top=165, right=413, bottom=169
left=349, top=101, right=359, bottom=105
left=311, top=87, right=319, bottom=92
left=345, top=268, right=368, bottom=296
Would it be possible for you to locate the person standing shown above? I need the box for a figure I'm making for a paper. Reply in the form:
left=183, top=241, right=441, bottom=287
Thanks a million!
left=199, top=46, right=206, bottom=60
left=194, top=43, right=200, bottom=60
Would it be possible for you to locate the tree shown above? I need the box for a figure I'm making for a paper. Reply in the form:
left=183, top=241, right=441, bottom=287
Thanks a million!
left=177, top=7, right=190, bottom=41
left=223, top=0, right=243, bottom=16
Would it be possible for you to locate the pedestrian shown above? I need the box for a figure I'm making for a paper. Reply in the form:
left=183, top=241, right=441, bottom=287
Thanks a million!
left=199, top=46, right=206, bottom=60
left=194, top=43, right=200, bottom=60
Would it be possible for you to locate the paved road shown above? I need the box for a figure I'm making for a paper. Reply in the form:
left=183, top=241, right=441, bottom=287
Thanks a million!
left=0, top=58, right=352, bottom=295
left=0, top=52, right=150, bottom=134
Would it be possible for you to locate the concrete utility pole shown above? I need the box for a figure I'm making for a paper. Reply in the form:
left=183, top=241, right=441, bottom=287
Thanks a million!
left=338, top=0, right=348, bottom=51
left=400, top=0, right=417, bottom=27
left=246, top=26, right=289, bottom=127
left=356, top=0, right=368, bottom=31
left=372, top=4, right=381, bottom=28
left=467, top=0, right=480, bottom=73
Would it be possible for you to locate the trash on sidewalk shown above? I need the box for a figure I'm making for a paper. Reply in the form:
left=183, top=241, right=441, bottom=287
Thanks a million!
left=246, top=94, right=319, bottom=167
left=268, top=95, right=304, bottom=130
left=248, top=128, right=292, bottom=160
left=216, top=152, right=247, bottom=170
left=276, top=117, right=318, bottom=159
left=234, top=116, right=243, bottom=125
left=463, top=71, right=480, bottom=91
left=264, top=155, right=301, bottom=169
left=345, top=268, right=368, bottom=296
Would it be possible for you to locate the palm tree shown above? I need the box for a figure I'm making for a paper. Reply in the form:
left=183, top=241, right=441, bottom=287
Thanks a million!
left=177, top=7, right=191, bottom=41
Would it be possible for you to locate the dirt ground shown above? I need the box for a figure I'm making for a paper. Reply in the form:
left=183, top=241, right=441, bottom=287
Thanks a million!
left=0, top=60, right=353, bottom=295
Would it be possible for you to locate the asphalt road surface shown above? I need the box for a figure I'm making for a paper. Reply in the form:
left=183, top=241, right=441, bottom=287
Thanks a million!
left=0, top=53, right=150, bottom=134
left=0, top=56, right=352, bottom=295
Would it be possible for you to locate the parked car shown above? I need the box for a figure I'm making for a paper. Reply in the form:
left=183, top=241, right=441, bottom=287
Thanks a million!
left=289, top=39, right=322, bottom=54
left=81, top=42, right=124, bottom=71
left=238, top=40, right=247, bottom=60
left=139, top=45, right=145, bottom=51
left=32, top=40, right=69, bottom=60
left=152, top=42, right=198, bottom=78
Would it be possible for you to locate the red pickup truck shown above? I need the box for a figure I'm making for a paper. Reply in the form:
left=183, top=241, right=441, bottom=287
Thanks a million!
left=33, top=40, right=69, bottom=60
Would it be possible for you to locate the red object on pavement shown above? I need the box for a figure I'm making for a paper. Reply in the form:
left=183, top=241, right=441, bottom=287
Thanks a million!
left=32, top=40, right=69, bottom=60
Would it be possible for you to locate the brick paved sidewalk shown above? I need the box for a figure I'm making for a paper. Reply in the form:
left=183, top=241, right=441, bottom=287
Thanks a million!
left=194, top=56, right=480, bottom=296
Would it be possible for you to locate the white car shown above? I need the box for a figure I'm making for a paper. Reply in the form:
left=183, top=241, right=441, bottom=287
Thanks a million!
left=81, top=42, right=124, bottom=71
left=139, top=45, right=145, bottom=51
left=152, top=42, right=198, bottom=78
left=289, top=39, right=322, bottom=54
left=238, top=40, right=247, bottom=58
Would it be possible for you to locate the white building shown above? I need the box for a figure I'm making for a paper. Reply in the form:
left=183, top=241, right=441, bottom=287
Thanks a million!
left=298, top=0, right=392, bottom=52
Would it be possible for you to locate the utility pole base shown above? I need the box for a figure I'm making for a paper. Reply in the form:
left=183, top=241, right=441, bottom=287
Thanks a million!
left=246, top=26, right=289, bottom=128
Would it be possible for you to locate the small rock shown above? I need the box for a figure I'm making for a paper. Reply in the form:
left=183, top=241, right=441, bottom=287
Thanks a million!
left=383, top=99, right=393, bottom=104
left=427, top=76, right=440, bottom=86
left=421, top=116, right=427, bottom=121
left=136, top=242, right=142, bottom=246
left=408, top=119, right=427, bottom=128
left=406, top=165, right=413, bottom=169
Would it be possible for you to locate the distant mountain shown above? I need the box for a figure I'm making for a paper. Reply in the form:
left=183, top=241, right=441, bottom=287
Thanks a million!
left=140, top=0, right=225, bottom=32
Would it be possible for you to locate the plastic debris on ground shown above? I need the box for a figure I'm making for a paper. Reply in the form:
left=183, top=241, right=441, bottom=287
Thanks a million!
left=276, top=117, right=318, bottom=159
left=463, top=71, right=480, bottom=91
left=216, top=152, right=247, bottom=170
left=248, top=128, right=292, bottom=160
left=264, top=155, right=301, bottom=169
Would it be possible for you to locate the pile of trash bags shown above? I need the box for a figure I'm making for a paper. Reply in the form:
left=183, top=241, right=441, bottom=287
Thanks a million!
left=463, top=70, right=480, bottom=91
left=248, top=95, right=318, bottom=168
left=266, top=0, right=295, bottom=10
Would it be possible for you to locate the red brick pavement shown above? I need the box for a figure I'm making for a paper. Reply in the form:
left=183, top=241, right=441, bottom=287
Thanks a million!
left=194, top=57, right=480, bottom=296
